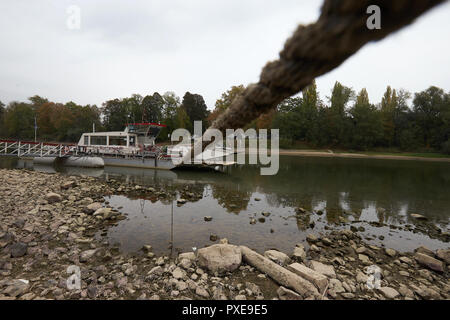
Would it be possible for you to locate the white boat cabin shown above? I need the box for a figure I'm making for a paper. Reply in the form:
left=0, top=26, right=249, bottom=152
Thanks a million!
left=77, top=123, right=165, bottom=155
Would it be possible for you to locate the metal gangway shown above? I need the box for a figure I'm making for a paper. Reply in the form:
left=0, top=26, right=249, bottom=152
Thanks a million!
left=0, top=139, right=77, bottom=158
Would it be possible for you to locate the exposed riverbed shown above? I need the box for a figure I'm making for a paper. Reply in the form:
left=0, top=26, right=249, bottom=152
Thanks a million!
left=0, top=163, right=448, bottom=300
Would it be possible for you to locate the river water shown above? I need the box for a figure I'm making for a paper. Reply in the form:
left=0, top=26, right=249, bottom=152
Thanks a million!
left=1, top=156, right=449, bottom=255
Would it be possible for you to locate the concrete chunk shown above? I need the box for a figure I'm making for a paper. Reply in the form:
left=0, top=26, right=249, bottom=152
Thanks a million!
left=287, top=262, right=328, bottom=293
left=309, top=260, right=336, bottom=278
left=415, top=252, right=445, bottom=273
left=240, top=246, right=320, bottom=299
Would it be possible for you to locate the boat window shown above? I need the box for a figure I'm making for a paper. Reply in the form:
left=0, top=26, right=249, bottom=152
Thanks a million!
left=90, top=136, right=107, bottom=145
left=84, top=135, right=89, bottom=145
left=129, top=136, right=136, bottom=146
left=109, top=136, right=127, bottom=146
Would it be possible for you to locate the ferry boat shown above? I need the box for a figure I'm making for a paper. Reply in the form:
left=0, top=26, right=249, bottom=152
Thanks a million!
left=74, top=123, right=237, bottom=170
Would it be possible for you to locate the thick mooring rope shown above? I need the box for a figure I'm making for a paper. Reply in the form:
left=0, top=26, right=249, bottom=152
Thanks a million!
left=185, top=0, right=446, bottom=163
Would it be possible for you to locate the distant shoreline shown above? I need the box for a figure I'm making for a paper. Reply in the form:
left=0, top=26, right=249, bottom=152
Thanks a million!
left=247, top=149, right=450, bottom=162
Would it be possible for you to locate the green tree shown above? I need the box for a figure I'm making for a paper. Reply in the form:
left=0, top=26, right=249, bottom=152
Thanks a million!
left=299, top=80, right=321, bottom=144
left=159, top=92, right=181, bottom=140
left=349, top=89, right=383, bottom=150
left=28, top=95, right=49, bottom=110
left=102, top=98, right=129, bottom=131
left=180, top=92, right=209, bottom=132
left=65, top=102, right=102, bottom=142
left=141, top=93, right=164, bottom=123
left=3, top=102, right=35, bottom=139
left=412, top=86, right=449, bottom=149
left=380, top=86, right=398, bottom=146
left=391, top=89, right=413, bottom=149
left=272, top=97, right=303, bottom=141
left=322, top=81, right=355, bottom=146
left=175, top=106, right=190, bottom=130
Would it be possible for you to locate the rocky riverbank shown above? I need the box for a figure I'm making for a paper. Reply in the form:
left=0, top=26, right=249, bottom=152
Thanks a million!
left=0, top=169, right=448, bottom=300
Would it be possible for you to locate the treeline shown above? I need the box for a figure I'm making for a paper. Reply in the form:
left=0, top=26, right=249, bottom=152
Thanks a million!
left=0, top=91, right=209, bottom=142
left=207, top=82, right=450, bottom=154
left=0, top=82, right=449, bottom=153
left=101, top=91, right=209, bottom=141
left=270, top=81, right=450, bottom=153
left=0, top=96, right=102, bottom=142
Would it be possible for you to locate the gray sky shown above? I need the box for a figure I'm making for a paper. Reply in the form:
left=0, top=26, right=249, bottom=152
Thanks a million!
left=1, top=0, right=449, bottom=110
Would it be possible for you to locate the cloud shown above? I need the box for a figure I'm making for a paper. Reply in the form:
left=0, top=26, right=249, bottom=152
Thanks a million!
left=0, top=0, right=448, bottom=110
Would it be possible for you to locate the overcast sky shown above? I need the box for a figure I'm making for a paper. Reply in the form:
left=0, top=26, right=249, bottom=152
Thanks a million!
left=1, top=0, right=449, bottom=110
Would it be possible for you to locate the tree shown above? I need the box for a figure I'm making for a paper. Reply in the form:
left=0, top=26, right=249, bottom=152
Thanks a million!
left=3, top=102, right=35, bottom=139
left=349, top=89, right=383, bottom=150
left=141, top=93, right=164, bottom=123
left=36, top=102, right=56, bottom=139
left=299, top=80, right=321, bottom=144
left=65, top=102, right=102, bottom=142
left=272, top=97, right=303, bottom=140
left=159, top=92, right=181, bottom=140
left=391, top=89, right=412, bottom=149
left=28, top=95, right=49, bottom=110
left=175, top=106, right=190, bottom=130
left=412, top=86, right=449, bottom=149
left=380, top=86, right=398, bottom=146
left=180, top=92, right=209, bottom=132
left=208, top=85, right=245, bottom=125
left=102, top=98, right=129, bottom=131
left=322, top=81, right=355, bottom=146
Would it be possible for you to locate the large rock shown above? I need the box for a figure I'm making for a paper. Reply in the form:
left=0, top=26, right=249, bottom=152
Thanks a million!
left=414, top=246, right=434, bottom=257
left=264, top=250, right=290, bottom=265
left=80, top=249, right=97, bottom=263
left=309, top=260, right=336, bottom=278
left=3, top=279, right=29, bottom=297
left=84, top=202, right=102, bottom=214
left=378, top=287, right=400, bottom=299
left=436, top=249, right=450, bottom=264
left=172, top=267, right=186, bottom=280
left=306, top=234, right=318, bottom=243
left=197, top=244, right=242, bottom=274
left=277, top=286, right=302, bottom=300
left=93, top=207, right=113, bottom=219
left=410, top=213, right=427, bottom=220
left=287, top=263, right=328, bottom=293
left=61, top=181, right=76, bottom=189
left=385, top=248, right=397, bottom=257
left=414, top=252, right=444, bottom=272
left=178, top=252, right=196, bottom=261
left=292, top=245, right=306, bottom=261
left=9, top=242, right=28, bottom=258
left=45, top=192, right=62, bottom=203
left=195, top=286, right=210, bottom=298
